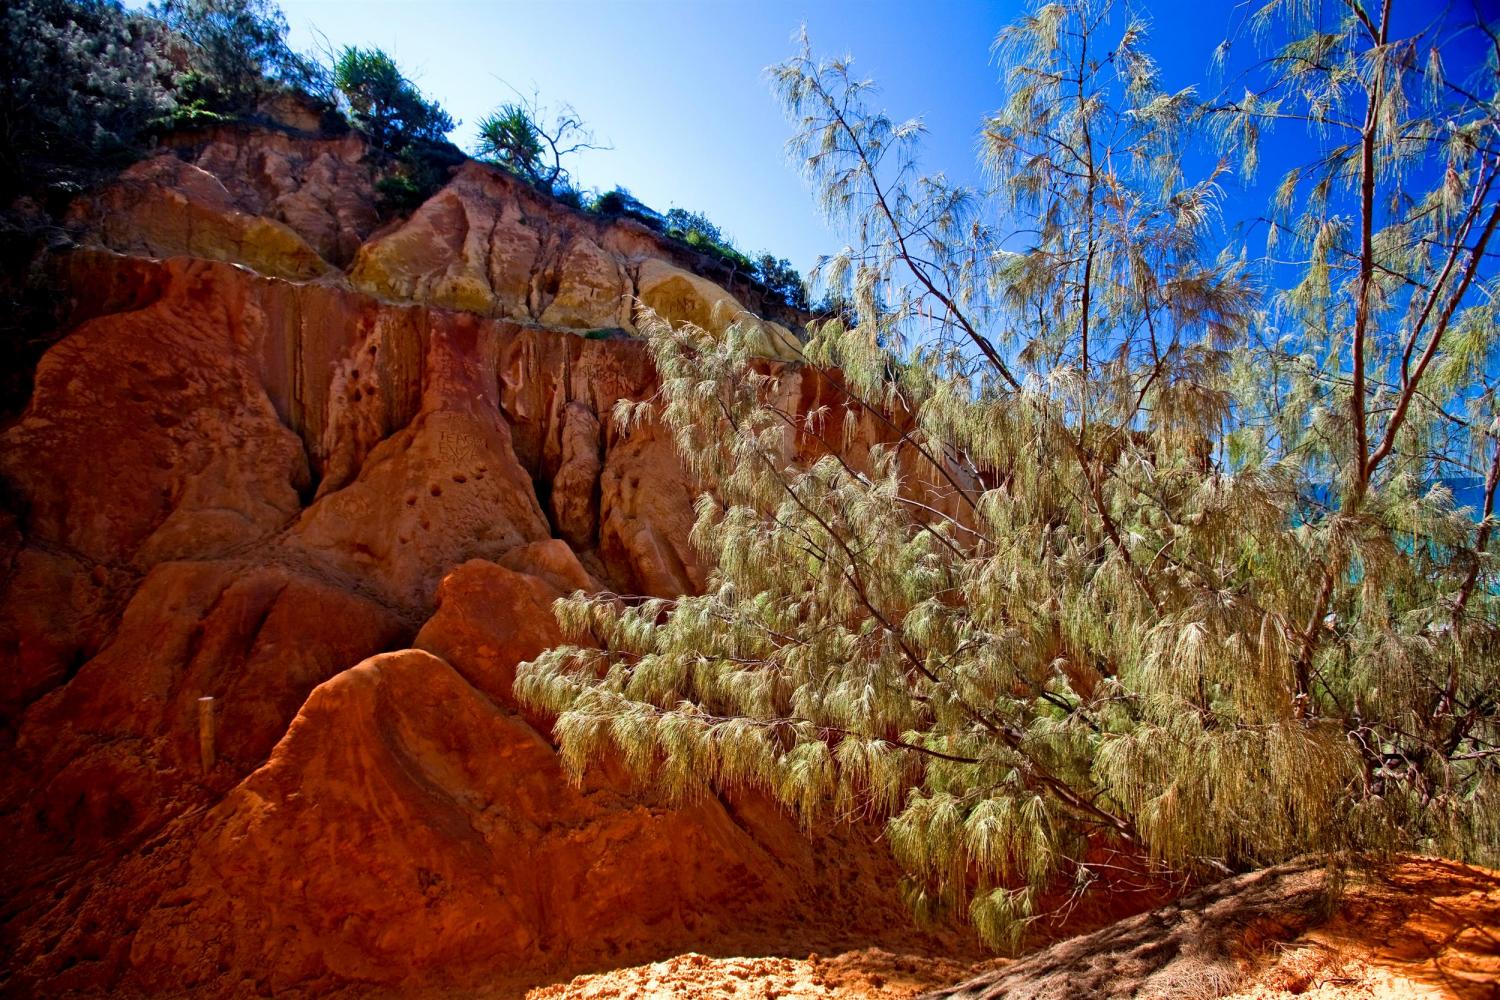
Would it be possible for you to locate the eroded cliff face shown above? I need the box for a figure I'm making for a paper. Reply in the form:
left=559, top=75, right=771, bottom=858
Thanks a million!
left=0, top=125, right=969, bottom=996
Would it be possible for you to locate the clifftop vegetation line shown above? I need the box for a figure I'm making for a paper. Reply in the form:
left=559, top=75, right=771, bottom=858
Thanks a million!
left=0, top=0, right=818, bottom=412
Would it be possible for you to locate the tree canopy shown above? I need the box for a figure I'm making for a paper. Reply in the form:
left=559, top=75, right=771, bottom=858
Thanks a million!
left=519, top=0, right=1500, bottom=948
left=149, top=0, right=325, bottom=114
left=474, top=97, right=597, bottom=195
left=0, top=0, right=175, bottom=198
left=332, top=46, right=454, bottom=151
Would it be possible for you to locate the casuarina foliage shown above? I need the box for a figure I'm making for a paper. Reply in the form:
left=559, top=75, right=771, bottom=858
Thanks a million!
left=519, top=0, right=1500, bottom=947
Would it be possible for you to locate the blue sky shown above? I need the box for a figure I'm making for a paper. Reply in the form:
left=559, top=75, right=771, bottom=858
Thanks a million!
left=259, top=0, right=1244, bottom=276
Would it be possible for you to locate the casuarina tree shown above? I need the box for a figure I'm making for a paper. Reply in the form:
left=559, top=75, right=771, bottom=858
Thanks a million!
left=519, top=0, right=1500, bottom=947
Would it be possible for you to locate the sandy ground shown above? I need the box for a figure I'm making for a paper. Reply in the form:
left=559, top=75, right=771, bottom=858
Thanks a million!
left=525, top=949, right=1007, bottom=999
left=1223, top=858, right=1500, bottom=1000
left=526, top=859, right=1500, bottom=1000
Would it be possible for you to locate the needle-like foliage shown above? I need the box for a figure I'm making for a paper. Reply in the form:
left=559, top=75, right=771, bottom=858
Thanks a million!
left=519, top=0, right=1500, bottom=948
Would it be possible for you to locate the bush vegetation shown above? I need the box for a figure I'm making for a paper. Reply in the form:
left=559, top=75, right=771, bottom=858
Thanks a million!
left=1, top=0, right=810, bottom=305
left=519, top=0, right=1500, bottom=949
left=332, top=45, right=453, bottom=151
left=467, top=101, right=810, bottom=310
left=0, top=0, right=342, bottom=202
left=587, top=186, right=662, bottom=225
left=0, top=0, right=459, bottom=206
left=371, top=140, right=465, bottom=216
left=329, top=45, right=461, bottom=216
left=149, top=0, right=327, bottom=118
left=0, top=0, right=176, bottom=202
left=473, top=97, right=595, bottom=196
left=581, top=198, right=810, bottom=311
left=655, top=209, right=810, bottom=311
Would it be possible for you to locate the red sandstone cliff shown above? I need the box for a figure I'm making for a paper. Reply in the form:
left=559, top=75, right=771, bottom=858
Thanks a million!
left=0, top=124, right=967, bottom=997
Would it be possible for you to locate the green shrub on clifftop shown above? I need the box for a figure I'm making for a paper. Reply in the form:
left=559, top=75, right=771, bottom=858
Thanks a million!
left=0, top=0, right=175, bottom=201
left=148, top=0, right=327, bottom=116
left=333, top=45, right=454, bottom=151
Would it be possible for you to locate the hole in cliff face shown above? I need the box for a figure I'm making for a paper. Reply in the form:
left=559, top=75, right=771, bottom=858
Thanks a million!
left=429, top=484, right=442, bottom=497
left=532, top=475, right=560, bottom=539
left=65, top=645, right=89, bottom=683
left=295, top=472, right=318, bottom=508
left=452, top=473, right=467, bottom=484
